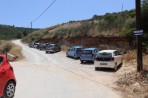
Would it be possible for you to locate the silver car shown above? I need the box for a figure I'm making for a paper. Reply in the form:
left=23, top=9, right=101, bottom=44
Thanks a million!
left=66, top=46, right=83, bottom=59
left=80, top=48, right=99, bottom=64
left=45, top=44, right=61, bottom=53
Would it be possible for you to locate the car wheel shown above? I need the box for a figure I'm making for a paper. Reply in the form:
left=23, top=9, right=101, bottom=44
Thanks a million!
left=66, top=53, right=69, bottom=57
left=46, top=51, right=48, bottom=54
left=3, top=81, right=15, bottom=98
left=81, top=60, right=83, bottom=64
left=114, top=63, right=118, bottom=71
left=92, top=61, right=94, bottom=64
left=95, top=67, right=98, bottom=71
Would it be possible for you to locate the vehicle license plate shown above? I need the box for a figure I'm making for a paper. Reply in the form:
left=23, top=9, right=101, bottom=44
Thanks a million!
left=100, top=63, right=107, bottom=65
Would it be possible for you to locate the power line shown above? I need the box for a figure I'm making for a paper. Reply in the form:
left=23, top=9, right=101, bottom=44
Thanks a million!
left=32, top=0, right=57, bottom=23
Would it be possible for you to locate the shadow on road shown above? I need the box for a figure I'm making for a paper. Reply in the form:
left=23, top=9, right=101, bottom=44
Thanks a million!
left=96, top=63, right=122, bottom=73
left=80, top=61, right=94, bottom=65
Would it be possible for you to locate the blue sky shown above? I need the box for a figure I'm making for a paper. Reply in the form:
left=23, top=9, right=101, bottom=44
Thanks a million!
left=0, top=0, right=135, bottom=28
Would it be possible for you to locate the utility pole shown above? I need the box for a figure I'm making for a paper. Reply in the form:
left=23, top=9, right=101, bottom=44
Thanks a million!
left=136, top=0, right=143, bottom=72
left=31, top=22, right=32, bottom=28
left=122, top=4, right=123, bottom=12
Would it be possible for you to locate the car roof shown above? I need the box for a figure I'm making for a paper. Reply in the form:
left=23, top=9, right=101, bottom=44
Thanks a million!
left=72, top=46, right=83, bottom=48
left=99, top=50, right=117, bottom=53
left=83, top=48, right=97, bottom=50
left=49, top=44, right=56, bottom=45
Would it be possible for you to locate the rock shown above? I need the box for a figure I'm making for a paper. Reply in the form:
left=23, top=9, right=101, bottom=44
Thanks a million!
left=7, top=53, right=17, bottom=62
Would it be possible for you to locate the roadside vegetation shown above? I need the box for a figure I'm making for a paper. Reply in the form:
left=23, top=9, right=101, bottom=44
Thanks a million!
left=23, top=9, right=136, bottom=41
left=115, top=2, right=148, bottom=98
left=0, top=40, right=23, bottom=61
left=0, top=25, right=39, bottom=40
left=22, top=9, right=147, bottom=53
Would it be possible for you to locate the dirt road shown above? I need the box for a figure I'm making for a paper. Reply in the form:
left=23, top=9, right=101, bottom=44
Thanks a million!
left=11, top=40, right=122, bottom=98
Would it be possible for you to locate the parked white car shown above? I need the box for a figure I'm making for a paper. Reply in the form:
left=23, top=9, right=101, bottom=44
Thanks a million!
left=94, top=50, right=122, bottom=71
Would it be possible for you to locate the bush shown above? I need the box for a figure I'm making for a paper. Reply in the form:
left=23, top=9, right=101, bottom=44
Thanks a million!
left=0, top=42, right=12, bottom=53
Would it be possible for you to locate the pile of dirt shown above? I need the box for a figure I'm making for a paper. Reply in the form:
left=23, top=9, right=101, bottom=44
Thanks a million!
left=38, top=36, right=135, bottom=52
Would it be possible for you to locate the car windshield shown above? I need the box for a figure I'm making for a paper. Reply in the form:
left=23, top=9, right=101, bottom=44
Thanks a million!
left=47, top=45, right=54, bottom=47
left=0, top=57, right=4, bottom=65
left=97, top=52, right=112, bottom=58
left=82, top=50, right=92, bottom=54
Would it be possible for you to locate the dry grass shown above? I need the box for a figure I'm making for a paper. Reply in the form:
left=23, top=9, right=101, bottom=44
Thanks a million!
left=117, top=71, right=148, bottom=98
left=123, top=50, right=137, bottom=63
left=0, top=40, right=23, bottom=61
left=61, top=45, right=69, bottom=51
left=9, top=43, right=24, bottom=61
left=143, top=55, right=148, bottom=71
left=117, top=50, right=148, bottom=98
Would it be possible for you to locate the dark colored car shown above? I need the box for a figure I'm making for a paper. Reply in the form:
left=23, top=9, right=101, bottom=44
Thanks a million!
left=66, top=46, right=83, bottom=59
left=45, top=44, right=61, bottom=53
left=37, top=43, right=47, bottom=50
left=80, top=48, right=99, bottom=64
left=0, top=55, right=16, bottom=98
left=33, top=42, right=40, bottom=48
left=29, top=41, right=35, bottom=48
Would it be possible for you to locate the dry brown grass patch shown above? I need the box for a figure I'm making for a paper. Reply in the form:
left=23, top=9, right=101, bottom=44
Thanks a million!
left=61, top=45, right=69, bottom=51
left=123, top=50, right=137, bottom=62
left=143, top=55, right=148, bottom=71
left=9, top=43, right=24, bottom=60
left=0, top=40, right=23, bottom=61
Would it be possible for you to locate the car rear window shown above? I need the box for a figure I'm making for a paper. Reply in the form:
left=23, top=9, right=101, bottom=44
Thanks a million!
left=47, top=45, right=54, bottom=47
left=76, top=48, right=83, bottom=52
left=0, top=57, right=4, bottom=65
left=97, top=52, right=112, bottom=58
left=82, top=50, right=92, bottom=54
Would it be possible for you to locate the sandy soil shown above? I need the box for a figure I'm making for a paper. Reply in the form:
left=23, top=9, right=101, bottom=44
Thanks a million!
left=11, top=40, right=123, bottom=98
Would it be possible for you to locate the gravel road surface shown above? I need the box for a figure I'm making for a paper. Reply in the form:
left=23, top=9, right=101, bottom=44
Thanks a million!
left=11, top=40, right=122, bottom=98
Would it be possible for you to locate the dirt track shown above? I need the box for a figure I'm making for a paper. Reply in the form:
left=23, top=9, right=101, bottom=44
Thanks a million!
left=11, top=40, right=122, bottom=98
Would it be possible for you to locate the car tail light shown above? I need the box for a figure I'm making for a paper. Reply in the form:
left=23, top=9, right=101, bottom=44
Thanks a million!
left=95, top=57, right=100, bottom=61
left=91, top=53, right=94, bottom=56
left=110, top=57, right=114, bottom=61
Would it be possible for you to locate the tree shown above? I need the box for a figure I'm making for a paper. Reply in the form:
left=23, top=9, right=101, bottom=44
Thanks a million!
left=23, top=31, right=27, bottom=36
left=16, top=32, right=23, bottom=39
left=142, top=0, right=148, bottom=31
left=142, top=0, right=148, bottom=49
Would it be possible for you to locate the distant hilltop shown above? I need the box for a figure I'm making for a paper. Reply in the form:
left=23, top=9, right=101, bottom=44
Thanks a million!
left=0, top=24, right=39, bottom=40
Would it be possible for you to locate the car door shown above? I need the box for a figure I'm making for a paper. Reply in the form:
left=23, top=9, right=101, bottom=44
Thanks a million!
left=66, top=48, right=70, bottom=56
left=71, top=48, right=75, bottom=57
left=68, top=48, right=73, bottom=56
left=94, top=49, right=98, bottom=58
left=116, top=51, right=122, bottom=64
left=114, top=51, right=121, bottom=65
left=113, top=51, right=118, bottom=64
left=54, top=45, right=57, bottom=51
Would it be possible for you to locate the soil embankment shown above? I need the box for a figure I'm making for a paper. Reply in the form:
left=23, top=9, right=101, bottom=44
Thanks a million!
left=38, top=37, right=135, bottom=52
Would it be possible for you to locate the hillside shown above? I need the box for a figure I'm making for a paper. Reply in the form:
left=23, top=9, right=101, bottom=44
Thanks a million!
left=23, top=8, right=148, bottom=52
left=0, top=25, right=39, bottom=40
left=23, top=10, right=136, bottom=41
